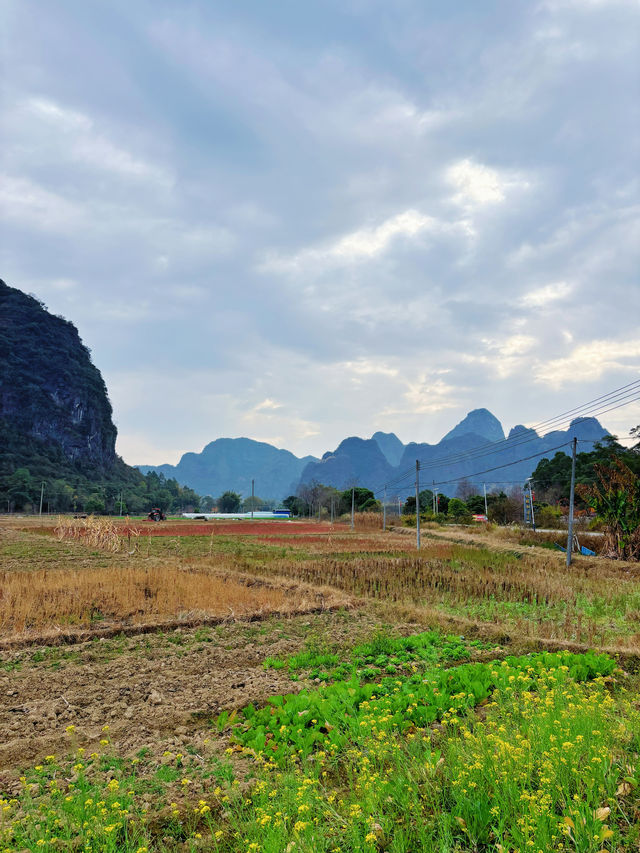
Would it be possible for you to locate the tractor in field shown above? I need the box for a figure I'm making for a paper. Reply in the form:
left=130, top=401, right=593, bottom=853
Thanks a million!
left=147, top=507, right=166, bottom=522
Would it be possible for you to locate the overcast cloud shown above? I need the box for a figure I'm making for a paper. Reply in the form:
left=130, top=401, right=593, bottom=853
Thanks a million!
left=1, top=0, right=639, bottom=463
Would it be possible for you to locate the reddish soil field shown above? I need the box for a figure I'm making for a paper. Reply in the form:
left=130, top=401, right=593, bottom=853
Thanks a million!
left=121, top=521, right=344, bottom=537
left=34, top=521, right=346, bottom=538
left=255, top=535, right=395, bottom=550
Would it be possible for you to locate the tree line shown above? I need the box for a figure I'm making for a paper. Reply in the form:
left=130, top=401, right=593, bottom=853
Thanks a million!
left=0, top=468, right=202, bottom=515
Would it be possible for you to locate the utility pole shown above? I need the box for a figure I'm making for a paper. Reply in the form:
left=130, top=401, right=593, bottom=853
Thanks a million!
left=119, top=491, right=124, bottom=517
left=483, top=483, right=488, bottom=517
left=39, top=482, right=45, bottom=516
left=397, top=496, right=402, bottom=517
left=251, top=479, right=255, bottom=520
left=415, top=460, right=421, bottom=550
left=529, top=481, right=536, bottom=532
left=383, top=486, right=387, bottom=531
left=432, top=481, right=436, bottom=515
left=330, top=496, right=334, bottom=524
left=566, top=437, right=577, bottom=567
left=351, top=487, right=355, bottom=529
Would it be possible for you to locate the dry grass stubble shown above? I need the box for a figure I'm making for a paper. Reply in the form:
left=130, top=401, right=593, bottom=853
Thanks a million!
left=0, top=564, right=351, bottom=638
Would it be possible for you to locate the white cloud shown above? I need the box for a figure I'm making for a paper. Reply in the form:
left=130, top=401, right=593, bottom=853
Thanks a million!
left=535, top=339, right=640, bottom=386
left=447, top=158, right=530, bottom=208
left=260, top=209, right=438, bottom=274
left=520, top=281, right=573, bottom=307
left=403, top=381, right=460, bottom=415
left=253, top=398, right=283, bottom=412
left=460, top=335, right=538, bottom=379
left=483, top=335, right=537, bottom=358
left=338, top=359, right=400, bottom=379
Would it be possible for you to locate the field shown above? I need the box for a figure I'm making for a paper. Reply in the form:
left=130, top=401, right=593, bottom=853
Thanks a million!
left=1, top=515, right=639, bottom=852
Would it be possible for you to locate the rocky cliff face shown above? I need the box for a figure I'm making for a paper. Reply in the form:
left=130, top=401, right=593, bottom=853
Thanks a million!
left=372, top=431, right=405, bottom=466
left=0, top=280, right=117, bottom=474
left=298, top=437, right=393, bottom=492
left=441, top=408, right=505, bottom=443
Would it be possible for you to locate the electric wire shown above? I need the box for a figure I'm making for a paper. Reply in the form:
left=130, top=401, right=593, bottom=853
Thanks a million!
left=376, top=390, right=640, bottom=491
left=371, top=389, right=640, bottom=498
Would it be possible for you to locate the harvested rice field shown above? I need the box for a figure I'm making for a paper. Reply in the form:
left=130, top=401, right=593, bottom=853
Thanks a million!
left=0, top=515, right=638, bottom=852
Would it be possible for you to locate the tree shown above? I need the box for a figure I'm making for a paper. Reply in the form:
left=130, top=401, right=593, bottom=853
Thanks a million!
left=6, top=467, right=36, bottom=510
left=465, top=494, right=486, bottom=514
left=201, top=495, right=215, bottom=512
left=448, top=498, right=471, bottom=521
left=531, top=435, right=640, bottom=505
left=218, top=491, right=242, bottom=513
left=487, top=490, right=522, bottom=524
left=86, top=494, right=106, bottom=514
left=243, top=495, right=265, bottom=511
left=283, top=495, right=306, bottom=516
left=338, top=487, right=377, bottom=515
left=403, top=489, right=434, bottom=514
left=576, top=459, right=640, bottom=560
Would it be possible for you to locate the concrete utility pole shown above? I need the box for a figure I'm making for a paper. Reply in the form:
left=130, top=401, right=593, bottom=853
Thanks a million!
left=415, top=460, right=421, bottom=550
left=251, top=479, right=255, bottom=519
left=566, top=437, right=577, bottom=567
left=483, top=483, right=488, bottom=517
left=351, top=487, right=355, bottom=529
left=39, top=482, right=45, bottom=516
left=529, top=481, right=536, bottom=532
left=397, top=496, right=402, bottom=517
left=383, top=486, right=387, bottom=531
left=330, top=496, right=334, bottom=524
left=119, top=491, right=124, bottom=517
left=432, top=481, right=436, bottom=515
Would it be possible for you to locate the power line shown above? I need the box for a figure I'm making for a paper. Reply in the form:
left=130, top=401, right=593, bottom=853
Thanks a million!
left=376, top=440, right=571, bottom=497
left=520, top=379, right=640, bottom=433
left=431, top=441, right=571, bottom=487
left=371, top=387, right=640, bottom=495
left=371, top=389, right=640, bottom=498
left=411, top=389, right=640, bottom=475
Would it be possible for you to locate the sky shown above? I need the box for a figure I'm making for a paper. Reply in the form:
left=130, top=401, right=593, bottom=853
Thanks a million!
left=1, top=0, right=639, bottom=465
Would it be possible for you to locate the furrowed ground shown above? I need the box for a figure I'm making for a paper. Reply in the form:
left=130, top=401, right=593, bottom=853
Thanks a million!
left=0, top=515, right=638, bottom=852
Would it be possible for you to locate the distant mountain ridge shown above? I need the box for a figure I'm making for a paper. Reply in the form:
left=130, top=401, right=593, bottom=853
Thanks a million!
left=139, top=411, right=610, bottom=499
left=138, top=437, right=317, bottom=500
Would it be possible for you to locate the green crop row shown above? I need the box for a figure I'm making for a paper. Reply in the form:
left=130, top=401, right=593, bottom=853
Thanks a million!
left=229, top=649, right=616, bottom=764
left=263, top=629, right=491, bottom=683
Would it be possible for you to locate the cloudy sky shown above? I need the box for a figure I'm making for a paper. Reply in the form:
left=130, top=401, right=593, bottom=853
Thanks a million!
left=2, top=0, right=639, bottom=464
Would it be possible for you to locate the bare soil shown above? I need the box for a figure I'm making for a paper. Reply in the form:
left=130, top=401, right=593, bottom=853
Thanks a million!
left=0, top=610, right=379, bottom=780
